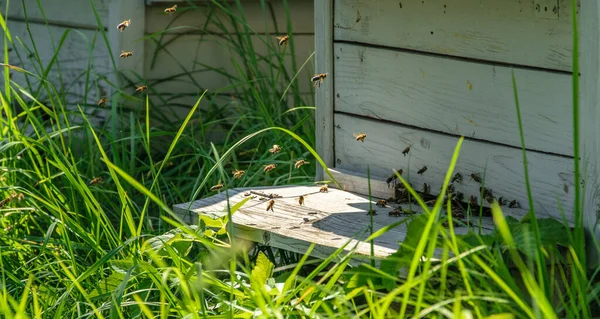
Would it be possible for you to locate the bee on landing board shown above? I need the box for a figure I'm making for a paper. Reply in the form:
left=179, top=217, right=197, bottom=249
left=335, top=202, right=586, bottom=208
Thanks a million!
left=422, top=183, right=430, bottom=195
left=376, top=199, right=387, bottom=208
left=269, top=145, right=281, bottom=154
left=298, top=195, right=305, bottom=205
left=354, top=133, right=367, bottom=142
left=312, top=73, right=328, bottom=87
left=319, top=185, right=328, bottom=193
left=294, top=160, right=309, bottom=169
left=97, top=97, right=108, bottom=107
left=366, top=209, right=377, bottom=216
left=451, top=173, right=462, bottom=183
left=117, top=19, right=131, bottom=32
left=402, top=146, right=410, bottom=156
left=417, top=166, right=428, bottom=175
left=508, top=200, right=521, bottom=208
left=266, top=199, right=275, bottom=212
left=120, top=51, right=133, bottom=58
left=470, top=172, right=482, bottom=183
left=275, top=35, right=289, bottom=46
left=386, top=169, right=402, bottom=186
left=264, top=164, right=276, bottom=173
left=164, top=5, right=177, bottom=14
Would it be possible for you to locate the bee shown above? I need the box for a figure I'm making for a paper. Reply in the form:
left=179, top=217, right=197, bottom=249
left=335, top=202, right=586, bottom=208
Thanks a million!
left=402, top=146, right=410, bottom=156
left=366, top=209, right=377, bottom=216
left=0, top=197, right=10, bottom=208
left=389, top=208, right=404, bottom=217
left=120, top=51, right=133, bottom=58
left=294, top=159, right=309, bottom=169
left=17, top=193, right=24, bottom=201
left=508, top=200, right=520, bottom=208
left=135, top=85, right=147, bottom=94
left=164, top=5, right=177, bottom=14
left=97, top=97, right=108, bottom=107
left=417, top=166, right=428, bottom=175
left=454, top=191, right=464, bottom=202
left=264, top=164, right=276, bottom=173
left=266, top=199, right=275, bottom=212
left=468, top=195, right=478, bottom=207
left=376, top=199, right=387, bottom=207
left=269, top=144, right=281, bottom=154
left=312, top=73, right=328, bottom=87
left=232, top=169, right=245, bottom=179
left=210, top=183, right=224, bottom=192
left=403, top=209, right=417, bottom=215
left=451, top=173, right=462, bottom=183
left=354, top=133, right=367, bottom=142
left=319, top=185, right=328, bottom=193
left=480, top=187, right=494, bottom=203
left=422, top=183, right=430, bottom=195
left=298, top=195, right=305, bottom=205
left=498, top=196, right=507, bottom=206
left=386, top=169, right=402, bottom=185
left=275, top=35, right=289, bottom=46
left=90, top=177, right=103, bottom=186
left=470, top=173, right=482, bottom=183
left=117, top=19, right=131, bottom=32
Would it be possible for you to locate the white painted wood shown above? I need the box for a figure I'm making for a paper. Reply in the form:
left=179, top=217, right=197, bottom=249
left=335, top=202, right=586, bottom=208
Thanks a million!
left=314, top=0, right=334, bottom=182
left=7, top=0, right=109, bottom=29
left=109, top=0, right=146, bottom=81
left=144, top=34, right=315, bottom=94
left=173, top=185, right=491, bottom=265
left=580, top=0, right=600, bottom=267
left=334, top=42, right=574, bottom=156
left=334, top=113, right=576, bottom=224
left=334, top=0, right=576, bottom=72
left=145, top=0, right=314, bottom=35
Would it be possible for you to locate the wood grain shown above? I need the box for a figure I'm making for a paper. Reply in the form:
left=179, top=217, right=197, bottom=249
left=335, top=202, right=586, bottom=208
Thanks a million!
left=7, top=0, right=109, bottom=29
left=314, top=0, right=334, bottom=181
left=333, top=113, right=576, bottom=224
left=333, top=0, right=577, bottom=72
left=145, top=0, right=314, bottom=35
left=334, top=42, right=574, bottom=156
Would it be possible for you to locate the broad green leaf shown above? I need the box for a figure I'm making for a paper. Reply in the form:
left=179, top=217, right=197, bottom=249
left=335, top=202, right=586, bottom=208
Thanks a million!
left=251, top=251, right=274, bottom=287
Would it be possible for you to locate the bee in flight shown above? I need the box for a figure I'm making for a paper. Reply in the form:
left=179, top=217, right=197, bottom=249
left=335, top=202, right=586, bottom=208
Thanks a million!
left=417, top=166, right=428, bottom=175
left=97, top=97, right=108, bottom=107
left=312, top=73, right=328, bottom=87
left=164, top=5, right=177, bottom=14
left=117, top=19, right=131, bottom=32
left=210, top=182, right=224, bottom=192
left=232, top=169, right=245, bottom=180
left=266, top=199, right=275, bottom=212
left=470, top=172, right=482, bottom=183
left=90, top=177, right=103, bottom=186
left=269, top=145, right=281, bottom=154
left=319, top=185, right=328, bottom=193
left=298, top=195, right=305, bottom=206
left=135, top=85, right=148, bottom=94
left=402, top=146, right=410, bottom=156
left=120, top=51, right=133, bottom=58
left=386, top=169, right=402, bottom=185
left=354, top=133, right=367, bottom=142
left=275, top=35, right=289, bottom=46
left=508, top=200, right=521, bottom=208
left=264, top=164, right=276, bottom=173
left=294, top=159, right=309, bottom=169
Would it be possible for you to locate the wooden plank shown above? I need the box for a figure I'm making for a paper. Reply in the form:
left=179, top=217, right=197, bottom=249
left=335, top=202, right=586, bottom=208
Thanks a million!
left=173, top=185, right=491, bottom=265
left=6, top=0, right=109, bottom=29
left=145, top=0, right=314, bottom=35
left=580, top=0, right=600, bottom=267
left=144, top=34, right=315, bottom=94
left=314, top=0, right=334, bottom=181
left=333, top=113, right=576, bottom=224
left=334, top=42, right=574, bottom=157
left=333, top=0, right=576, bottom=72
left=109, top=0, right=146, bottom=81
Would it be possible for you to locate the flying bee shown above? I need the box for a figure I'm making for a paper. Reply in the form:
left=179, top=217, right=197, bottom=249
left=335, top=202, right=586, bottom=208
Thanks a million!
left=90, top=177, right=103, bottom=186
left=120, top=51, right=133, bottom=58
left=451, top=173, right=462, bottom=183
left=164, top=4, right=177, bottom=14
left=386, top=169, right=402, bottom=186
left=402, top=146, right=410, bottom=156
left=470, top=172, right=482, bottom=183
left=232, top=169, right=245, bottom=179
left=266, top=199, right=275, bottom=212
left=269, top=144, right=281, bottom=154
left=135, top=85, right=147, bottom=94
left=366, top=209, right=377, bottom=216
left=275, top=35, right=289, bottom=46
left=294, top=159, right=309, bottom=169
left=354, top=133, right=367, bottom=142
left=312, top=73, right=328, bottom=87
left=422, top=183, right=430, bottom=195
left=319, top=185, right=328, bottom=193
left=17, top=193, right=24, bottom=201
left=376, top=199, right=387, bottom=207
left=417, top=166, right=428, bottom=175
left=264, top=164, right=276, bottom=173
left=508, top=200, right=520, bottom=208
left=298, top=195, right=305, bottom=206
left=97, top=97, right=108, bottom=107
left=210, top=182, right=224, bottom=192
left=117, top=19, right=131, bottom=32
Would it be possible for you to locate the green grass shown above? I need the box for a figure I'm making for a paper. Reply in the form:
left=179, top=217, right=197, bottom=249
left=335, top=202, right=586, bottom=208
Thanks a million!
left=0, top=0, right=599, bottom=318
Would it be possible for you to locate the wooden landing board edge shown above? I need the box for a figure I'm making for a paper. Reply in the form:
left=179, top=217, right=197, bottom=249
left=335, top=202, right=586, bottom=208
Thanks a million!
left=174, top=185, right=496, bottom=267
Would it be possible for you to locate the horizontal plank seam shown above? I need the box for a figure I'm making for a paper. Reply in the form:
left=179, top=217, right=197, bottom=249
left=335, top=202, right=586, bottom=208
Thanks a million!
left=334, top=110, right=576, bottom=159
left=334, top=39, right=580, bottom=76
left=7, top=16, right=108, bottom=31
left=144, top=31, right=315, bottom=36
